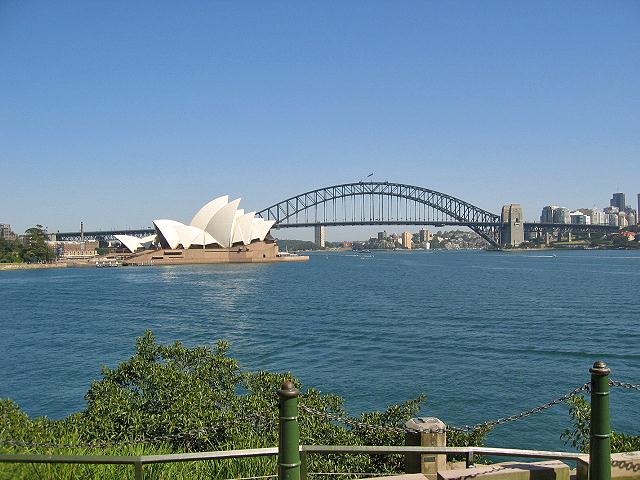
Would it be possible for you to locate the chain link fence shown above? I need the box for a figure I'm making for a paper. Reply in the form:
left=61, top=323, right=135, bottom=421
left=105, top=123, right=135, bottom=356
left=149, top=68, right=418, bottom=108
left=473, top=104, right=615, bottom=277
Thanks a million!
left=1, top=378, right=637, bottom=451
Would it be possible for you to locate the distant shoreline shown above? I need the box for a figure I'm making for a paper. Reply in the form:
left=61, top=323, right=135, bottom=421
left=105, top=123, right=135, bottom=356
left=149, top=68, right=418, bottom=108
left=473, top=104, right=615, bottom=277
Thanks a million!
left=0, top=262, right=69, bottom=271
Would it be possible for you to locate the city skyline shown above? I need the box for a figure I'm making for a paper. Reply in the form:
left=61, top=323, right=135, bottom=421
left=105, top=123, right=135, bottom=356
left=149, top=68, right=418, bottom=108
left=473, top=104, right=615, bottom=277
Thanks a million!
left=2, top=1, right=639, bottom=239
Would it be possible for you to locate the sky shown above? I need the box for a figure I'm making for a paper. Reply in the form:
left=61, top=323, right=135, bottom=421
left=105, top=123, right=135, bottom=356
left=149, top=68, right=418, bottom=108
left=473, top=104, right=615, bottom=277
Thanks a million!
left=1, top=1, right=639, bottom=241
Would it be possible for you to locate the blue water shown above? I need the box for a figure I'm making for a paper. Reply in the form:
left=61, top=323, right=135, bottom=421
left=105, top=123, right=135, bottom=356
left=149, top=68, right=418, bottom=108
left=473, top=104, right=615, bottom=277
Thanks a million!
left=1, top=250, right=639, bottom=452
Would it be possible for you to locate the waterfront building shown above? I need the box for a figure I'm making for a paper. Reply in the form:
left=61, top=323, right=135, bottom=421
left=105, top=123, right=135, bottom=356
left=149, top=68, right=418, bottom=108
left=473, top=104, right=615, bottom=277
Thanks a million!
left=314, top=225, right=326, bottom=248
left=150, top=196, right=274, bottom=250
left=552, top=207, right=570, bottom=224
left=607, top=213, right=619, bottom=226
left=540, top=206, right=558, bottom=223
left=0, top=223, right=17, bottom=240
left=377, top=231, right=386, bottom=241
left=116, top=196, right=303, bottom=265
left=401, top=231, right=413, bottom=249
left=501, top=204, right=524, bottom=246
left=53, top=241, right=99, bottom=259
left=611, top=192, right=626, bottom=211
left=418, top=228, right=431, bottom=243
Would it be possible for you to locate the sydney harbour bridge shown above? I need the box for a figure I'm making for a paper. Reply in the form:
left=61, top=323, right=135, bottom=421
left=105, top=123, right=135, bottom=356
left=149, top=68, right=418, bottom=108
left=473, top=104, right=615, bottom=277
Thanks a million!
left=54, top=181, right=618, bottom=248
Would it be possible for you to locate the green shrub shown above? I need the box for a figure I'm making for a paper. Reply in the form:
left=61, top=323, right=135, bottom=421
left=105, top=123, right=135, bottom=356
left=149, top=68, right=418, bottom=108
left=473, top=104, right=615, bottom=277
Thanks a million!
left=562, top=396, right=640, bottom=453
left=1, top=332, right=491, bottom=479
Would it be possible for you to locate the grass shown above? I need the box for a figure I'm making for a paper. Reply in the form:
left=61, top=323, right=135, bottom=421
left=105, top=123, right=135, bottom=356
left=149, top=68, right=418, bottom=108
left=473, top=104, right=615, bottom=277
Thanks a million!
left=0, top=443, right=279, bottom=480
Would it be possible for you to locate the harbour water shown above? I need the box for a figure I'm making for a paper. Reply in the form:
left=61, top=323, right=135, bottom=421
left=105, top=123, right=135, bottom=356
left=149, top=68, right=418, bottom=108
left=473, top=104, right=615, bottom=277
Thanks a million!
left=1, top=249, right=639, bottom=451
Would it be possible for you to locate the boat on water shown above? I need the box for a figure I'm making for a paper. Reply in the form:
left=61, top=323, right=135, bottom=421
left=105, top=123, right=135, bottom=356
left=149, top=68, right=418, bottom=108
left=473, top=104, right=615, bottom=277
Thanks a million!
left=276, top=251, right=300, bottom=258
left=96, top=260, right=121, bottom=268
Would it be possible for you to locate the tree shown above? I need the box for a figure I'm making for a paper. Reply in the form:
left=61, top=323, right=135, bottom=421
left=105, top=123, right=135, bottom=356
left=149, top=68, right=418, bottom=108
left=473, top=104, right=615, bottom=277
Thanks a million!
left=0, top=237, right=22, bottom=263
left=562, top=396, right=640, bottom=453
left=21, top=225, right=54, bottom=262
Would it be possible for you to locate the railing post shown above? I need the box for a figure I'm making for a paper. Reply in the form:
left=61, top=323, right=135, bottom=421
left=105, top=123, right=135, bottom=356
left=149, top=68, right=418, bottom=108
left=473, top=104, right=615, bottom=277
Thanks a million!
left=134, top=461, right=144, bottom=480
left=404, top=417, right=446, bottom=478
left=278, top=380, right=301, bottom=480
left=589, top=360, right=611, bottom=480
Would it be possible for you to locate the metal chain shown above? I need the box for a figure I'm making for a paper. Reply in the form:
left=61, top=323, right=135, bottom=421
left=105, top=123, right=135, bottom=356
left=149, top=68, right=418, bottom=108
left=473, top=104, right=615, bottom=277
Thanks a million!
left=300, top=383, right=591, bottom=434
left=610, top=379, right=640, bottom=391
left=299, top=404, right=411, bottom=435
left=453, top=382, right=591, bottom=432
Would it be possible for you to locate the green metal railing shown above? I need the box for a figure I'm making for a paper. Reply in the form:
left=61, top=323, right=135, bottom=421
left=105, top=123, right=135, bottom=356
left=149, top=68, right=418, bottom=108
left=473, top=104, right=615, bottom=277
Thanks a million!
left=0, top=361, right=621, bottom=480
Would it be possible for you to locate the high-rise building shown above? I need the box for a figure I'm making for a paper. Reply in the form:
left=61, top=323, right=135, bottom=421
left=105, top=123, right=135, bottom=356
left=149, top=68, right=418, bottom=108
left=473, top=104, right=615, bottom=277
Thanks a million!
left=619, top=213, right=629, bottom=228
left=401, top=231, right=413, bottom=249
left=611, top=193, right=626, bottom=211
left=583, top=208, right=606, bottom=225
left=625, top=209, right=637, bottom=226
left=552, top=207, right=570, bottom=224
left=540, top=206, right=558, bottom=223
left=377, top=231, right=386, bottom=241
left=607, top=213, right=619, bottom=226
left=418, top=228, right=431, bottom=243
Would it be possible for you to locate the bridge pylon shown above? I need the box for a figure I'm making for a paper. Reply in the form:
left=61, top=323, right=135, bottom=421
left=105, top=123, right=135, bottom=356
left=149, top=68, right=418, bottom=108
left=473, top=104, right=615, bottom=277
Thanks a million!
left=314, top=226, right=326, bottom=248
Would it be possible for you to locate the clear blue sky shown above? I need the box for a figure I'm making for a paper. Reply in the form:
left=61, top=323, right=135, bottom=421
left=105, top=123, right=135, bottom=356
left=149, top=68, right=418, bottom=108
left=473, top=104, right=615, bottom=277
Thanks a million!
left=1, top=1, right=638, bottom=240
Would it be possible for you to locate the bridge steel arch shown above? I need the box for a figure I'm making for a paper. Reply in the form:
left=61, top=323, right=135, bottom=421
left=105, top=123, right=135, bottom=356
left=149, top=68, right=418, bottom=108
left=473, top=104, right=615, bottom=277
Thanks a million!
left=256, top=182, right=502, bottom=248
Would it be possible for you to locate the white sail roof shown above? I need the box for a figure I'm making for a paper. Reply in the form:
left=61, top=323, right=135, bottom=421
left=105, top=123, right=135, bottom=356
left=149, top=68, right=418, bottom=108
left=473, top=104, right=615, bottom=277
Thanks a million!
left=114, top=234, right=146, bottom=253
left=153, top=219, right=185, bottom=249
left=231, top=209, right=246, bottom=245
left=140, top=234, right=157, bottom=245
left=143, top=196, right=274, bottom=251
left=178, top=224, right=220, bottom=249
left=250, top=218, right=275, bottom=241
left=190, top=195, right=229, bottom=231
left=205, top=198, right=241, bottom=248
left=235, top=211, right=256, bottom=246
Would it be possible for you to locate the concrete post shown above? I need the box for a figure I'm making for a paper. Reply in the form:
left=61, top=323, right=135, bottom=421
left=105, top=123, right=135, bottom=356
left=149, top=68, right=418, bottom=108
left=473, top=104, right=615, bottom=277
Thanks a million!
left=278, top=381, right=301, bottom=480
left=405, top=417, right=446, bottom=478
left=589, top=361, right=611, bottom=480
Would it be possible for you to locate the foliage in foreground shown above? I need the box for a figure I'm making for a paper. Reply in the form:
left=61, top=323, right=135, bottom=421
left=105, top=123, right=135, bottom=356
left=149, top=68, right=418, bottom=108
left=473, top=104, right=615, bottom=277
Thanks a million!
left=0, top=332, right=490, bottom=479
left=562, top=396, right=640, bottom=453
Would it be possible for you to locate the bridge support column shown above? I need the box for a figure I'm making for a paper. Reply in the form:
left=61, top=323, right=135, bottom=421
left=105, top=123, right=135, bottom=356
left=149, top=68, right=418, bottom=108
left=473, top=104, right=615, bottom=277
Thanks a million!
left=314, top=225, right=326, bottom=248
left=568, top=232, right=573, bottom=242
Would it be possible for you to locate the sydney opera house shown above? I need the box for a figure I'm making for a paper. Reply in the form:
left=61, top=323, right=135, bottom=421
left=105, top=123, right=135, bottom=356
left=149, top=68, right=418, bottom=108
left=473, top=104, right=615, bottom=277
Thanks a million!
left=114, top=196, right=304, bottom=265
